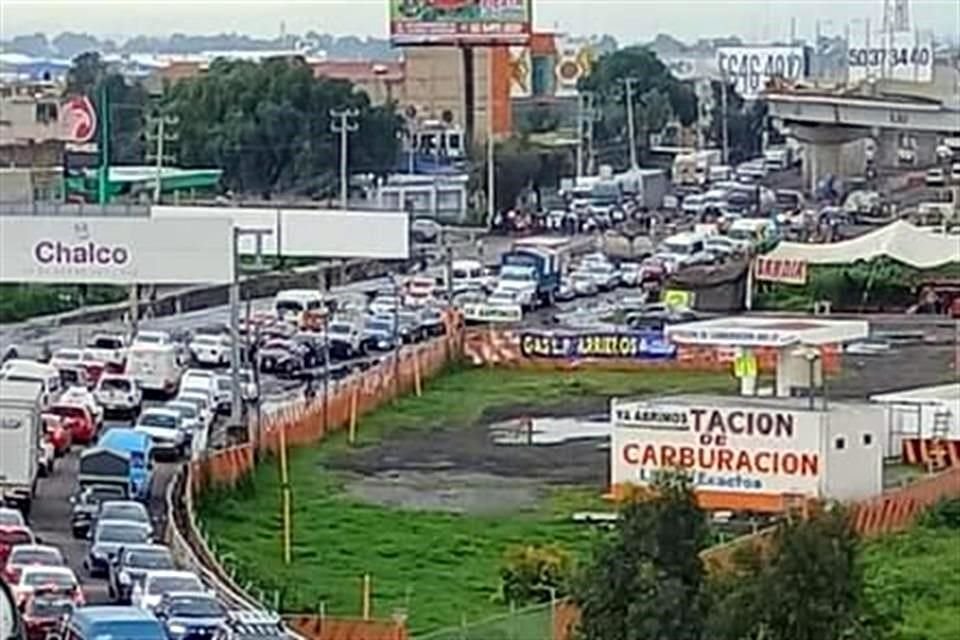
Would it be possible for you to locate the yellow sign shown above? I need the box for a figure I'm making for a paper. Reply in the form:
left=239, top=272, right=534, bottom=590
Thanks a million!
left=662, top=289, right=694, bottom=310
left=733, top=353, right=758, bottom=379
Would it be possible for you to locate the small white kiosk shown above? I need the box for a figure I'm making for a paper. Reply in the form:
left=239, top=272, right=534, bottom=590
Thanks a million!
left=665, top=316, right=870, bottom=397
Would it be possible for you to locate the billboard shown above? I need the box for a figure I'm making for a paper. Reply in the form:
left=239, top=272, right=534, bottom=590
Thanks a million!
left=519, top=331, right=677, bottom=360
left=611, top=401, right=822, bottom=496
left=847, top=30, right=934, bottom=84
left=716, top=46, right=807, bottom=99
left=554, top=36, right=595, bottom=97
left=152, top=206, right=409, bottom=259
left=389, top=0, right=532, bottom=46
left=754, top=257, right=808, bottom=285
left=508, top=46, right=532, bottom=99
left=0, top=216, right=233, bottom=284
left=60, top=95, right=98, bottom=144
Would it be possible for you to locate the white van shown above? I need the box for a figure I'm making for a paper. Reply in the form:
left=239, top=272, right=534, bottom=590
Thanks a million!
left=125, top=344, right=182, bottom=396
left=450, top=260, right=491, bottom=293
left=654, top=232, right=713, bottom=271
left=727, top=217, right=778, bottom=253
left=0, top=360, right=61, bottom=409
left=681, top=194, right=708, bottom=216
left=274, top=289, right=325, bottom=324
left=0, top=378, right=43, bottom=514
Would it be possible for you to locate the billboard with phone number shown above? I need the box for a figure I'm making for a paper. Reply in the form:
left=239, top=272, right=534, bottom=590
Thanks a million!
left=716, top=46, right=807, bottom=99
left=390, top=0, right=532, bottom=45
left=519, top=331, right=677, bottom=360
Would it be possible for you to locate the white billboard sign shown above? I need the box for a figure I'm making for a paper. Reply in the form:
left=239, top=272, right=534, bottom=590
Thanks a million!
left=611, top=400, right=822, bottom=496
left=716, top=46, right=807, bottom=99
left=152, top=206, right=409, bottom=259
left=847, top=30, right=933, bottom=84
left=0, top=216, right=234, bottom=284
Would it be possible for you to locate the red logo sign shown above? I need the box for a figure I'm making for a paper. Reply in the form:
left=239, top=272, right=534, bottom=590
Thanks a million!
left=754, top=257, right=808, bottom=285
left=61, top=95, right=98, bottom=144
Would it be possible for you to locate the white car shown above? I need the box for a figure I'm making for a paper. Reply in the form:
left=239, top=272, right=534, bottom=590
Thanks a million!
left=369, top=295, right=402, bottom=317
left=175, top=392, right=215, bottom=432
left=213, top=375, right=233, bottom=414
left=11, top=565, right=81, bottom=604
left=135, top=408, right=187, bottom=459
left=133, top=570, right=205, bottom=611
left=0, top=507, right=25, bottom=526
left=60, top=385, right=105, bottom=428
left=705, top=236, right=739, bottom=260
left=951, top=163, right=960, bottom=182
left=239, top=369, right=258, bottom=402
left=619, top=262, right=642, bottom=287
left=181, top=369, right=217, bottom=397
left=94, top=374, right=142, bottom=416
left=86, top=333, right=129, bottom=369
left=579, top=262, right=620, bottom=291
left=570, top=271, right=600, bottom=297
left=133, top=330, right=173, bottom=347
left=925, top=167, right=946, bottom=187
left=189, top=334, right=232, bottom=367
left=50, top=348, right=84, bottom=371
left=164, top=400, right=203, bottom=444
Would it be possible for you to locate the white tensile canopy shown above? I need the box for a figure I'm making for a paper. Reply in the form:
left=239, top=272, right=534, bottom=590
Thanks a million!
left=765, top=221, right=959, bottom=269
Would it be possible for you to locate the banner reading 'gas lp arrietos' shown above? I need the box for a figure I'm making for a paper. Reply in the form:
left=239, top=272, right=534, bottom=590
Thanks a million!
left=520, top=331, right=677, bottom=360
left=390, top=0, right=532, bottom=45
left=611, top=400, right=821, bottom=496
left=0, top=216, right=234, bottom=284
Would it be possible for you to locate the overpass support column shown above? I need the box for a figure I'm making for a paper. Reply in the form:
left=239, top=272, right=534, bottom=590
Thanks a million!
left=803, top=142, right=843, bottom=193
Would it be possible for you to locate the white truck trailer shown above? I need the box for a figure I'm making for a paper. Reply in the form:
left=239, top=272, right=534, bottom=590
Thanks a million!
left=0, top=379, right=43, bottom=516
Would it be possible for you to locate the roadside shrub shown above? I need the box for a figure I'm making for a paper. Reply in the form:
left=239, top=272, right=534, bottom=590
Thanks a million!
left=498, top=543, right=574, bottom=605
left=920, top=497, right=960, bottom=530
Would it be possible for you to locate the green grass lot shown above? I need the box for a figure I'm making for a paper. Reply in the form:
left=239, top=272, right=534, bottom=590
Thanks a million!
left=198, top=367, right=731, bottom=635
left=864, top=517, right=960, bottom=639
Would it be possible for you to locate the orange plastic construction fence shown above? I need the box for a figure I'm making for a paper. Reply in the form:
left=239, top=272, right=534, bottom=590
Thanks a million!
left=284, top=615, right=408, bottom=640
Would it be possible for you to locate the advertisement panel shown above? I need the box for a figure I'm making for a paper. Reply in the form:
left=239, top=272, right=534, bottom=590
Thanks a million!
left=716, top=46, right=807, bottom=99
left=463, top=303, right=523, bottom=323
left=389, top=0, right=532, bottom=46
left=519, top=331, right=677, bottom=360
left=554, top=36, right=595, bottom=97
left=152, top=206, right=409, bottom=259
left=0, top=216, right=233, bottom=284
left=846, top=30, right=934, bottom=84
left=754, top=257, right=808, bottom=285
left=508, top=46, right=532, bottom=98
left=611, top=401, right=822, bottom=496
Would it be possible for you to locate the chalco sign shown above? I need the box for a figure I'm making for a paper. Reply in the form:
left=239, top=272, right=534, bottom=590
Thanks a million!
left=611, top=401, right=821, bottom=496
left=0, top=217, right=234, bottom=284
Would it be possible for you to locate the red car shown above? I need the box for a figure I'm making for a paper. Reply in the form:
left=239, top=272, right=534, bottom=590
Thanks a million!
left=45, top=403, right=97, bottom=445
left=80, top=350, right=106, bottom=385
left=40, top=414, right=72, bottom=457
left=0, top=525, right=34, bottom=566
left=21, top=590, right=75, bottom=640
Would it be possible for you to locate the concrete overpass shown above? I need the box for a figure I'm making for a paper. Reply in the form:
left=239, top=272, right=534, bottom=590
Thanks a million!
left=764, top=64, right=960, bottom=192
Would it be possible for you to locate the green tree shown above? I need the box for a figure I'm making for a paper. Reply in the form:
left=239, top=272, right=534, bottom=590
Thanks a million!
left=578, top=46, right=697, bottom=167
left=707, top=507, right=887, bottom=640
left=65, top=51, right=148, bottom=164
left=163, top=57, right=400, bottom=196
left=708, top=80, right=767, bottom=165
left=574, top=472, right=710, bottom=640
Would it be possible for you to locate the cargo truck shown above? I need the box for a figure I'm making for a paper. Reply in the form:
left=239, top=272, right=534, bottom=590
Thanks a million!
left=497, top=240, right=565, bottom=309
left=0, top=379, right=43, bottom=516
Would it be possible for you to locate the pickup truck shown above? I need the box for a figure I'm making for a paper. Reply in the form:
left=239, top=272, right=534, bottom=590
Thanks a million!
left=85, top=333, right=129, bottom=373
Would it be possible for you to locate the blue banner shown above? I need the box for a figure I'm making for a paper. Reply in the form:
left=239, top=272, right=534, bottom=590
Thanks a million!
left=519, top=331, right=677, bottom=360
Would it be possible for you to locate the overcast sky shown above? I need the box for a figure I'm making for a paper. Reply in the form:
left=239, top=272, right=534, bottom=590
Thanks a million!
left=2, top=0, right=958, bottom=45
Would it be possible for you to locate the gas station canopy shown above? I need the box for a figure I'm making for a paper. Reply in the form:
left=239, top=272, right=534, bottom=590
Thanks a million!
left=665, top=316, right=870, bottom=348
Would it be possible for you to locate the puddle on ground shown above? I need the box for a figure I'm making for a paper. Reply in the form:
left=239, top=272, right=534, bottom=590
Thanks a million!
left=488, top=416, right=611, bottom=446
left=344, top=470, right=542, bottom=515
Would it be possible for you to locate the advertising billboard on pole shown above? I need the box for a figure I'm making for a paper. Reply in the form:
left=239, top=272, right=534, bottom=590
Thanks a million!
left=611, top=400, right=822, bottom=496
left=0, top=216, right=234, bottom=284
left=846, top=30, right=934, bottom=84
left=152, top=206, right=409, bottom=259
left=389, top=0, right=532, bottom=46
left=716, top=46, right=808, bottom=99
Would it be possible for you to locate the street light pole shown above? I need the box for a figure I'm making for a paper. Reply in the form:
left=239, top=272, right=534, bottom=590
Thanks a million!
left=330, top=108, right=359, bottom=210
left=622, top=77, right=639, bottom=169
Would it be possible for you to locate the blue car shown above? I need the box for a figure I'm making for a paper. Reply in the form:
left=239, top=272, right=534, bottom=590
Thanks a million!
left=64, top=606, right=166, bottom=640
left=154, top=592, right=226, bottom=639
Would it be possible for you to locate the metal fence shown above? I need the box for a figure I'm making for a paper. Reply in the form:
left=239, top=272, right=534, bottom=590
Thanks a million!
left=414, top=602, right=555, bottom=640
left=0, top=201, right=150, bottom=217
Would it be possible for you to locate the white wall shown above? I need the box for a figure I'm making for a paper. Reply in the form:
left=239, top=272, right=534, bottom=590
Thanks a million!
left=821, top=402, right=885, bottom=502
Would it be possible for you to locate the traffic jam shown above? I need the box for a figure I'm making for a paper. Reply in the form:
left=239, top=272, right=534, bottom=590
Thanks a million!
left=0, top=285, right=464, bottom=638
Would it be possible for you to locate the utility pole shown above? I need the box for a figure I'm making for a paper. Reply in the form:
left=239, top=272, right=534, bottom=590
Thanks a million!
left=486, top=53, right=495, bottom=230
left=576, top=93, right=585, bottom=178
left=330, top=108, right=359, bottom=210
left=720, top=78, right=729, bottom=165
left=230, top=228, right=273, bottom=429
left=145, top=112, right=179, bottom=203
left=585, top=92, right=596, bottom=175
left=621, top=78, right=639, bottom=169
